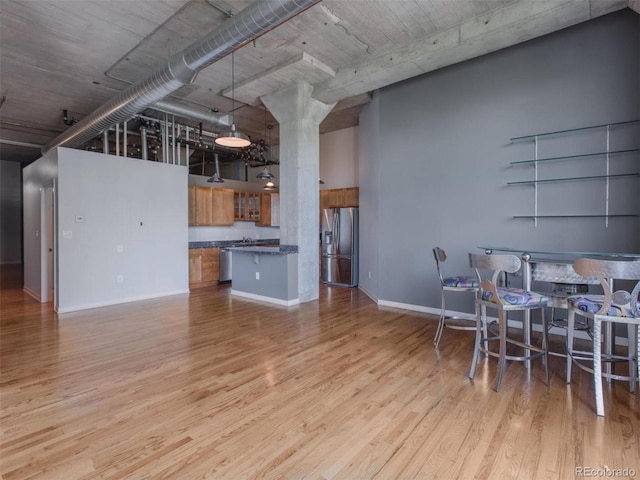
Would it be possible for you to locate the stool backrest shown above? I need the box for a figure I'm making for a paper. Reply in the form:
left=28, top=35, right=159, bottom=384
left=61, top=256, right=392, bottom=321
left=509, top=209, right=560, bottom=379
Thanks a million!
left=432, top=247, right=447, bottom=285
left=573, top=258, right=640, bottom=317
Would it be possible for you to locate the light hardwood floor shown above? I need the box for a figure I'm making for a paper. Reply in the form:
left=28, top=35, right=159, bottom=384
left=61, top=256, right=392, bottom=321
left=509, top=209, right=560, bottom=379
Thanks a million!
left=1, top=265, right=638, bottom=480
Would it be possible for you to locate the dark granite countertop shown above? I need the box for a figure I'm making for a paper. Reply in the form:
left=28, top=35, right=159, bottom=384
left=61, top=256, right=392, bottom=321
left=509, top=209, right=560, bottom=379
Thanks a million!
left=227, top=245, right=298, bottom=255
left=189, top=239, right=279, bottom=249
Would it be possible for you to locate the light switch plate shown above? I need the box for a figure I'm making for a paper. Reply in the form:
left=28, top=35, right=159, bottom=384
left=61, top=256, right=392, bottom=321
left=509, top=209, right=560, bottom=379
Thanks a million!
left=63, top=230, right=72, bottom=239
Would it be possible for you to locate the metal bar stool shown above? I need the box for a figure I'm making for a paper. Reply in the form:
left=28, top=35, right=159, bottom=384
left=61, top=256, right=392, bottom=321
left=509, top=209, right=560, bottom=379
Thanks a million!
left=469, top=253, right=550, bottom=392
left=566, top=258, right=640, bottom=416
left=433, top=247, right=479, bottom=348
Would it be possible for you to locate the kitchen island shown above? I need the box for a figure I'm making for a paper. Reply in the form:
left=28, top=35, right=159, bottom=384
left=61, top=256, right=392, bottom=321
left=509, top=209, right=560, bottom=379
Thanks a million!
left=228, top=245, right=298, bottom=306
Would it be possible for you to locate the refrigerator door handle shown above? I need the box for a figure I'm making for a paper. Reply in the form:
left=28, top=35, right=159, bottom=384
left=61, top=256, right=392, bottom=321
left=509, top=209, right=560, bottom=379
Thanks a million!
left=334, top=210, right=340, bottom=253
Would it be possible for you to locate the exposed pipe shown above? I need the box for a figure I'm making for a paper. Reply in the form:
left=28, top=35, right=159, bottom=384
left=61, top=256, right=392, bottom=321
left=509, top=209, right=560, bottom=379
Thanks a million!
left=123, top=120, right=128, bottom=157
left=0, top=138, right=42, bottom=149
left=163, top=113, right=169, bottom=163
left=185, top=125, right=190, bottom=164
left=103, top=130, right=109, bottom=154
left=140, top=126, right=148, bottom=160
left=115, top=123, right=120, bottom=156
left=172, top=114, right=176, bottom=164
left=42, top=0, right=320, bottom=154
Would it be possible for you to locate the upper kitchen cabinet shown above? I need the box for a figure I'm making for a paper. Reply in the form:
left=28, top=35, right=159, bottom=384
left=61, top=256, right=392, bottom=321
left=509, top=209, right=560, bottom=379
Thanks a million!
left=234, top=191, right=261, bottom=221
left=256, top=193, right=280, bottom=227
left=188, top=185, right=234, bottom=226
left=256, top=193, right=271, bottom=226
left=322, top=187, right=359, bottom=208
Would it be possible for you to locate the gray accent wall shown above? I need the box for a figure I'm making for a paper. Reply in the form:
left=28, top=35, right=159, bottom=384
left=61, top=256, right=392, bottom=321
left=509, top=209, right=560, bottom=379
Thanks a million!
left=1, top=160, right=22, bottom=264
left=359, top=10, right=640, bottom=312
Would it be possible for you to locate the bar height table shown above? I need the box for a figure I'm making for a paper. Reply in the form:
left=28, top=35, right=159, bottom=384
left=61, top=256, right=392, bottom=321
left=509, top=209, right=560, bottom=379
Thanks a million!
left=478, top=247, right=640, bottom=370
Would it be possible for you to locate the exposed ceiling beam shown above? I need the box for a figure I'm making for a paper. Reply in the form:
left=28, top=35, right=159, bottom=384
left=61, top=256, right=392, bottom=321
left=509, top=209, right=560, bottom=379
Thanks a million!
left=311, top=0, right=630, bottom=105
left=224, top=52, right=335, bottom=106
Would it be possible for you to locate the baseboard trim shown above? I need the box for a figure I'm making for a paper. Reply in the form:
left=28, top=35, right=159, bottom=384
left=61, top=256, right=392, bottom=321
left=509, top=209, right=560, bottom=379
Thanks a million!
left=23, top=286, right=41, bottom=302
left=377, top=299, right=476, bottom=320
left=57, top=289, right=190, bottom=314
left=230, top=289, right=299, bottom=307
left=376, top=298, right=628, bottom=346
left=357, top=285, right=378, bottom=303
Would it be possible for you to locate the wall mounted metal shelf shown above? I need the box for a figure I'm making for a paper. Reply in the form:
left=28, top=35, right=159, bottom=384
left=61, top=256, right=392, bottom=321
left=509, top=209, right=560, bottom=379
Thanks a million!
left=509, top=120, right=639, bottom=226
left=513, top=214, right=639, bottom=219
left=510, top=120, right=639, bottom=143
left=510, top=148, right=640, bottom=165
left=507, top=173, right=639, bottom=186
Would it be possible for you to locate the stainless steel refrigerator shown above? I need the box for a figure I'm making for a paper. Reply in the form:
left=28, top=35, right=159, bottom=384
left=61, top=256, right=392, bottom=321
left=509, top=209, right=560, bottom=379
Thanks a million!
left=321, top=207, right=358, bottom=287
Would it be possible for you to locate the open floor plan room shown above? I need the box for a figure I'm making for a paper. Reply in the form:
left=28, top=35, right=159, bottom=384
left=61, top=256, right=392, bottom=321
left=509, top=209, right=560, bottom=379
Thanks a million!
left=1, top=265, right=638, bottom=480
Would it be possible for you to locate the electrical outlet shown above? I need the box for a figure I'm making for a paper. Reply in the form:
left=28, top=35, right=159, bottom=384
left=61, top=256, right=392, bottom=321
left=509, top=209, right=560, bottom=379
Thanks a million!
left=117, top=275, right=124, bottom=284
left=116, top=244, right=123, bottom=253
left=255, top=272, right=260, bottom=280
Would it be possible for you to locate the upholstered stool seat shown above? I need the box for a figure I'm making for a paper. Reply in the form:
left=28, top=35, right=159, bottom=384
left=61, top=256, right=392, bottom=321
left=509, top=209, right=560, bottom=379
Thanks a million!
left=443, top=276, right=479, bottom=288
left=567, top=295, right=635, bottom=317
left=433, top=248, right=479, bottom=349
left=482, top=288, right=548, bottom=306
left=469, top=253, right=550, bottom=392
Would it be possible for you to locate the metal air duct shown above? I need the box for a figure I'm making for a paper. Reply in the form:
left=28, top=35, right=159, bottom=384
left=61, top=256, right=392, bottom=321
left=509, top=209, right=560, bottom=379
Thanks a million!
left=151, top=99, right=232, bottom=127
left=42, top=0, right=320, bottom=154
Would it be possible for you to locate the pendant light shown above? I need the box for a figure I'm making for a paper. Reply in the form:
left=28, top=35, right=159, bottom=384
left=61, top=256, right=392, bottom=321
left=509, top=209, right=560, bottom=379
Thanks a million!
left=215, top=51, right=251, bottom=148
left=257, top=166, right=274, bottom=180
left=263, top=180, right=278, bottom=191
left=207, top=153, right=224, bottom=183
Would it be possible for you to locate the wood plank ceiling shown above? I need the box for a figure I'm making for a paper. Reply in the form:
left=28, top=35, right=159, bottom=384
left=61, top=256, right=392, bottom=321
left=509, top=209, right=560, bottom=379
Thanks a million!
left=0, top=0, right=635, bottom=164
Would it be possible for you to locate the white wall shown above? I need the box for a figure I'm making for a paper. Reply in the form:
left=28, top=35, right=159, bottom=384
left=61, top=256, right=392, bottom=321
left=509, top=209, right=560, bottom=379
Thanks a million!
left=55, top=148, right=188, bottom=312
left=319, top=126, right=359, bottom=189
left=22, top=150, right=58, bottom=300
left=1, top=160, right=23, bottom=264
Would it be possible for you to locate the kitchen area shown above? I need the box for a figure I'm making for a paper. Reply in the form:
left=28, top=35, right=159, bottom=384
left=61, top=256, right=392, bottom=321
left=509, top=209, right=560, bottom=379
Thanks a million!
left=188, top=177, right=359, bottom=298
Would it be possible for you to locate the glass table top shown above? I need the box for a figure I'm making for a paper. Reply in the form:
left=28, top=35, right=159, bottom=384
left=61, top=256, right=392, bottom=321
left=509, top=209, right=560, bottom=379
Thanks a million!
left=478, top=246, right=640, bottom=261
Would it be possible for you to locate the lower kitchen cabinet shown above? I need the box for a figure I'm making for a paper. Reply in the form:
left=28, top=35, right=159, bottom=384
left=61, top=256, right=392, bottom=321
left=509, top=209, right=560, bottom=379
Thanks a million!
left=189, top=247, right=220, bottom=288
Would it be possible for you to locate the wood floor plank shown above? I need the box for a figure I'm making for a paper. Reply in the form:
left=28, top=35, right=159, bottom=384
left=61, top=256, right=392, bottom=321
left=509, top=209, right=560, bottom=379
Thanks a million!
left=1, top=264, right=639, bottom=479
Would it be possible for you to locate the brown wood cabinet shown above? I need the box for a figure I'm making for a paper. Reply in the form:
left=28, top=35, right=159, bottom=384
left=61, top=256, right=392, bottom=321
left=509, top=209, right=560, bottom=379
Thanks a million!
left=320, top=190, right=330, bottom=212
left=189, top=247, right=220, bottom=288
left=212, top=188, right=235, bottom=225
left=256, top=193, right=271, bottom=226
left=321, top=187, right=359, bottom=208
left=319, top=187, right=359, bottom=223
left=234, top=191, right=261, bottom=221
left=343, top=187, right=359, bottom=207
left=188, top=185, right=234, bottom=226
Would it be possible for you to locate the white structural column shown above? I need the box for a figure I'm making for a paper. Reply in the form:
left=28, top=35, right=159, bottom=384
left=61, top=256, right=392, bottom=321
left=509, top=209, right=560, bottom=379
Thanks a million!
left=262, top=81, right=335, bottom=303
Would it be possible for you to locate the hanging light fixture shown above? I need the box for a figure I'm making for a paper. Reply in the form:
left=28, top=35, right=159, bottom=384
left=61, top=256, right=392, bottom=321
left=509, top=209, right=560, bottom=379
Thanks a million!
left=207, top=153, right=224, bottom=183
left=215, top=51, right=251, bottom=148
left=263, top=180, right=278, bottom=191
left=257, top=166, right=275, bottom=180
left=256, top=115, right=275, bottom=180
